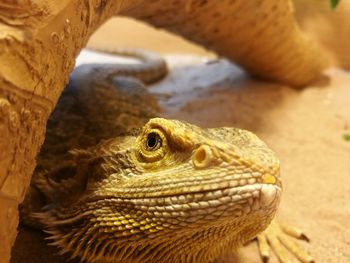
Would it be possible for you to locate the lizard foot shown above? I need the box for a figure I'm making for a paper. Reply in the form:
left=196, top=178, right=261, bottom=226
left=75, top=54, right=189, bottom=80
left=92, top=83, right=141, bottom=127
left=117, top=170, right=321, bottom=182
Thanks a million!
left=256, top=221, right=314, bottom=263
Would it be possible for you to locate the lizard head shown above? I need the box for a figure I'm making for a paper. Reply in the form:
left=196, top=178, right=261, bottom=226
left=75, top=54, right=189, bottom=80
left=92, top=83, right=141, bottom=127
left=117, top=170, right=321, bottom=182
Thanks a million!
left=39, top=118, right=281, bottom=262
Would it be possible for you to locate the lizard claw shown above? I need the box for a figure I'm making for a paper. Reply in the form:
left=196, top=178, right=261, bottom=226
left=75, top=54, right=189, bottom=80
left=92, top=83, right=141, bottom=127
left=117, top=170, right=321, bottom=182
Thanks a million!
left=256, top=221, right=314, bottom=263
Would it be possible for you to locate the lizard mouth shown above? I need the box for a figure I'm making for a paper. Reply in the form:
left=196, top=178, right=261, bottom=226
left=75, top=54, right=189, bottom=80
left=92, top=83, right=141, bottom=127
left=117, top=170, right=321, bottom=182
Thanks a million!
left=37, top=182, right=281, bottom=229
left=77, top=181, right=282, bottom=221
left=86, top=181, right=281, bottom=201
left=79, top=166, right=282, bottom=208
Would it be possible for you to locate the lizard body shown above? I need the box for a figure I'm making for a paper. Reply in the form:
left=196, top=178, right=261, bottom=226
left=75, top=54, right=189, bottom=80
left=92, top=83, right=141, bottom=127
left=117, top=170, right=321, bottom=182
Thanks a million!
left=20, top=50, right=281, bottom=262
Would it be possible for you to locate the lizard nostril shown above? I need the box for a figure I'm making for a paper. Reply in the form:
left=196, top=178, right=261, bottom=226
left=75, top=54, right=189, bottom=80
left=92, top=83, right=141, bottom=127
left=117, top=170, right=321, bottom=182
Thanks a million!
left=192, top=145, right=213, bottom=169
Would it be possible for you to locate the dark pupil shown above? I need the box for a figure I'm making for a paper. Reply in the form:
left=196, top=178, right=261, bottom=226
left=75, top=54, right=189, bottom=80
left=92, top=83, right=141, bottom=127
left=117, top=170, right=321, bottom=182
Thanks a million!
left=146, top=133, right=160, bottom=150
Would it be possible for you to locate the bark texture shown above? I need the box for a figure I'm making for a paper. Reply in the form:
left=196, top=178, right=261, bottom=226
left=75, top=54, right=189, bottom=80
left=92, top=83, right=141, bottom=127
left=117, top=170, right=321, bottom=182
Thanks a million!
left=121, top=0, right=328, bottom=85
left=0, top=0, right=328, bottom=262
left=0, top=1, right=123, bottom=262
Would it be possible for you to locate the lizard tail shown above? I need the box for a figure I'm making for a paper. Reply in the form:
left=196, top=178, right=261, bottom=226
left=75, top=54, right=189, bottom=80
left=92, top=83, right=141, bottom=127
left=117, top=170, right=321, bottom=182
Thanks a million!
left=86, top=47, right=168, bottom=84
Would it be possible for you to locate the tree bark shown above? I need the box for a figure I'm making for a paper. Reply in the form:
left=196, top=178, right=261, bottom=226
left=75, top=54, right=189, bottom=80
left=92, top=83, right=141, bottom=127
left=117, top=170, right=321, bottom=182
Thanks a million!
left=0, top=0, right=327, bottom=262
left=0, top=1, right=123, bottom=262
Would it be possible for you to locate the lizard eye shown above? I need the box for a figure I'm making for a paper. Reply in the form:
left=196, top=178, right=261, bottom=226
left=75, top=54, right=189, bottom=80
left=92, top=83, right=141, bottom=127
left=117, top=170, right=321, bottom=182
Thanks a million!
left=137, top=129, right=167, bottom=163
left=145, top=132, right=162, bottom=151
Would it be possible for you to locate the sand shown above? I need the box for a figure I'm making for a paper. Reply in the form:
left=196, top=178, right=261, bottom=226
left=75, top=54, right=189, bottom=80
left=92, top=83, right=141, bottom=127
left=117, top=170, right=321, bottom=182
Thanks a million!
left=11, top=17, right=350, bottom=263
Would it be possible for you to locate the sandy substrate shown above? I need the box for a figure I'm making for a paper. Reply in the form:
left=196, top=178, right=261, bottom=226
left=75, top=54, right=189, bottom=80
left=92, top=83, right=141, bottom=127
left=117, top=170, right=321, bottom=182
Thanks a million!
left=12, top=17, right=350, bottom=262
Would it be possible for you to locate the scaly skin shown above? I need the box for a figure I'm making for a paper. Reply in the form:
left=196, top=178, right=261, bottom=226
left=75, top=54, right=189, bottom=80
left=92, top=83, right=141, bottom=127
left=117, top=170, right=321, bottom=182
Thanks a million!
left=19, top=57, right=282, bottom=262
left=27, top=118, right=281, bottom=262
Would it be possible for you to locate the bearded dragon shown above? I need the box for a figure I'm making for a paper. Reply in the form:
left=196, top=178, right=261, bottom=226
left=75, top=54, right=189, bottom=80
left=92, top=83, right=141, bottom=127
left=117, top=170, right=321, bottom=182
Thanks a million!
left=18, top=49, right=313, bottom=263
